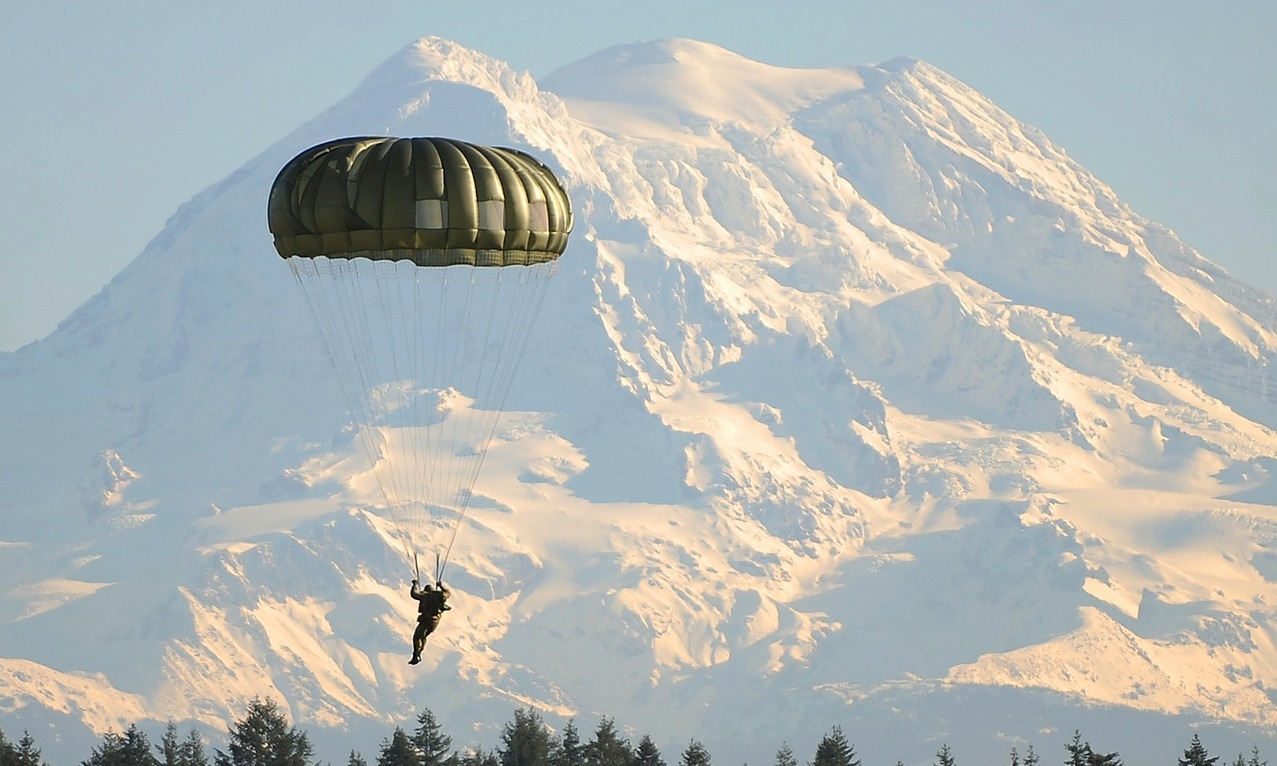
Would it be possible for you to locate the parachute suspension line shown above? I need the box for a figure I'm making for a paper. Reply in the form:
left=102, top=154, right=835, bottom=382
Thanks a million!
left=438, top=265, right=509, bottom=577
left=422, top=266, right=458, bottom=566
left=289, top=257, right=414, bottom=569
left=441, top=265, right=467, bottom=533
left=407, top=263, right=428, bottom=571
left=400, top=259, right=435, bottom=575
left=435, top=261, right=560, bottom=578
left=353, top=258, right=418, bottom=570
left=343, top=258, right=409, bottom=568
left=433, top=269, right=481, bottom=572
left=465, top=263, right=557, bottom=571
left=389, top=259, right=435, bottom=574
left=369, top=258, right=419, bottom=572
left=337, top=259, right=401, bottom=566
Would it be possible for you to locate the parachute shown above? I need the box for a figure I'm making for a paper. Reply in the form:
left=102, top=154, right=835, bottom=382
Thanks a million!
left=268, top=136, right=572, bottom=580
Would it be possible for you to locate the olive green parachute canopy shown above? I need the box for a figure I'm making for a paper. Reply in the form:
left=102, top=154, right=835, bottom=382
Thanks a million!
left=268, top=136, right=572, bottom=266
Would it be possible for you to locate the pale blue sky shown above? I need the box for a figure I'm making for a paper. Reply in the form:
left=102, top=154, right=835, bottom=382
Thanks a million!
left=2, top=1, right=1273, bottom=351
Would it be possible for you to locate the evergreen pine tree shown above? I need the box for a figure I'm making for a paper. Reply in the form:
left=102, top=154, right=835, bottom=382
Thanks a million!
left=811, top=727, right=858, bottom=766
left=1024, top=745, right=1039, bottom=766
left=84, top=725, right=160, bottom=766
left=499, top=708, right=555, bottom=766
left=1063, top=731, right=1120, bottom=766
left=377, top=728, right=419, bottom=766
left=348, top=752, right=368, bottom=766
left=414, top=708, right=457, bottom=766
left=9, top=731, right=44, bottom=766
left=1010, top=747, right=1020, bottom=766
left=127, top=726, right=162, bottom=766
left=584, top=719, right=632, bottom=766
left=1180, top=735, right=1219, bottom=766
left=161, top=723, right=184, bottom=766
left=181, top=729, right=211, bottom=766
left=1231, top=756, right=1246, bottom=766
left=1248, top=747, right=1267, bottom=766
left=0, top=728, right=16, bottom=766
left=84, top=731, right=122, bottom=766
left=1065, top=733, right=1088, bottom=766
left=0, top=735, right=38, bottom=766
left=160, top=722, right=206, bottom=766
left=555, top=721, right=586, bottom=766
left=774, top=744, right=796, bottom=766
left=678, top=741, right=710, bottom=766
left=1087, top=745, right=1121, bottom=766
left=633, top=735, right=663, bottom=766
left=934, top=744, right=955, bottom=766
left=214, top=697, right=314, bottom=766
left=460, top=749, right=500, bottom=766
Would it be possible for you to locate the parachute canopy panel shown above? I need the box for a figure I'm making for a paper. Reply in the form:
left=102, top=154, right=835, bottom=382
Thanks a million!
left=268, top=136, right=573, bottom=267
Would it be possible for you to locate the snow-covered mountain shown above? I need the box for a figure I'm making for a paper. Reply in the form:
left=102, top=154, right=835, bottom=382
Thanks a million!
left=3, top=36, right=1277, bottom=765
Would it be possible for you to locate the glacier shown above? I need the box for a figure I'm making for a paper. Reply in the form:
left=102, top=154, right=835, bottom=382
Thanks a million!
left=1, top=36, right=1276, bottom=765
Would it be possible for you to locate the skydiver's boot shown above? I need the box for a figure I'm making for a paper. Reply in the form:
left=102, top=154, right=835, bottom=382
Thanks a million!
left=409, top=653, right=421, bottom=665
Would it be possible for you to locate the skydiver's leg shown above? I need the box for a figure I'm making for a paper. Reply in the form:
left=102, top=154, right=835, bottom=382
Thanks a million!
left=410, top=622, right=426, bottom=664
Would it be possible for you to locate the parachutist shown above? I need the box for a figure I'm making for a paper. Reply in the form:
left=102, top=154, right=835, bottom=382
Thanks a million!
left=408, top=578, right=451, bottom=665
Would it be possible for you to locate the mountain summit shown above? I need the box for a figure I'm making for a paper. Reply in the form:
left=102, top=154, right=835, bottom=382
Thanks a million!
left=2, top=36, right=1276, bottom=764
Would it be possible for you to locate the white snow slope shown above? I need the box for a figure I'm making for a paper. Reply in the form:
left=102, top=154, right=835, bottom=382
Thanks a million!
left=2, top=37, right=1277, bottom=765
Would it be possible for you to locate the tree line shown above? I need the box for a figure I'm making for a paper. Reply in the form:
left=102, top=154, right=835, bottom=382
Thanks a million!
left=0, top=698, right=1269, bottom=766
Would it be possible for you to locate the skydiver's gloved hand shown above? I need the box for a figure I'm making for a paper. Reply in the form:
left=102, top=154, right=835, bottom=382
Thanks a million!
left=412, top=579, right=419, bottom=587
